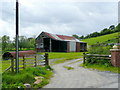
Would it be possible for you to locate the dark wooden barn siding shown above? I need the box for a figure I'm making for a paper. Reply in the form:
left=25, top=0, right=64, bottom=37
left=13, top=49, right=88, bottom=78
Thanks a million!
left=76, top=42, right=80, bottom=52
left=67, top=42, right=70, bottom=52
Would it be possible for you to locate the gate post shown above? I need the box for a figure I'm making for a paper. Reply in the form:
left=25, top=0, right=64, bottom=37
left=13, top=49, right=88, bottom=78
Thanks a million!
left=45, top=53, right=49, bottom=66
left=11, top=58, right=14, bottom=72
left=83, top=53, right=85, bottom=64
left=110, top=48, right=120, bottom=67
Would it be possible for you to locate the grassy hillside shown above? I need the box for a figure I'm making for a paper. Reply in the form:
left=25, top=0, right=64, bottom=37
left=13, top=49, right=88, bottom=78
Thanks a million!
left=81, top=32, right=118, bottom=45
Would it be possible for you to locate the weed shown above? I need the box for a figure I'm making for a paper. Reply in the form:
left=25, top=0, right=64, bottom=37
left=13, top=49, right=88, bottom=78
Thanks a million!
left=63, top=66, right=74, bottom=70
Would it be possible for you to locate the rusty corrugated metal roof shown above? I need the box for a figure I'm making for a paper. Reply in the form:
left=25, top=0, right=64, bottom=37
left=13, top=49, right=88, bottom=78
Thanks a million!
left=43, top=32, right=80, bottom=42
left=2, top=50, right=36, bottom=60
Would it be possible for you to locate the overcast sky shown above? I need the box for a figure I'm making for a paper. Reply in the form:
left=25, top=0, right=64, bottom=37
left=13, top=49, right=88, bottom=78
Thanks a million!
left=0, top=0, right=119, bottom=40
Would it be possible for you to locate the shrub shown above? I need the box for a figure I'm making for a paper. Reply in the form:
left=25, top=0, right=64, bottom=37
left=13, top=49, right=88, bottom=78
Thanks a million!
left=88, top=46, right=112, bottom=55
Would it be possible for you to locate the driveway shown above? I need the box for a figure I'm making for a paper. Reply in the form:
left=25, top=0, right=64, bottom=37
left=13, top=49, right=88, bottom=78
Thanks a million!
left=43, top=58, right=118, bottom=88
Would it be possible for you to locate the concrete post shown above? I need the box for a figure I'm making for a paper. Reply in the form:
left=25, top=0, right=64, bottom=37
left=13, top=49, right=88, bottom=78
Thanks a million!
left=110, top=49, right=120, bottom=67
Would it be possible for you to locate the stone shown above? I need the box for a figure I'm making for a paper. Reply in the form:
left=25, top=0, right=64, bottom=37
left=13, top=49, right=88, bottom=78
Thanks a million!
left=34, top=76, right=43, bottom=80
left=24, top=83, right=31, bottom=88
left=34, top=79, right=42, bottom=84
left=34, top=76, right=43, bottom=85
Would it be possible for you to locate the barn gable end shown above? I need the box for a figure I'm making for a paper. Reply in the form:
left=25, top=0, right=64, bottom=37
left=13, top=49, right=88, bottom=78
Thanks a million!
left=36, top=32, right=87, bottom=52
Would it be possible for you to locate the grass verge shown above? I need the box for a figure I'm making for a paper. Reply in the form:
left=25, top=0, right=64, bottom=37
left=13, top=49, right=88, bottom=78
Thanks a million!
left=2, top=66, right=53, bottom=89
left=80, top=63, right=120, bottom=73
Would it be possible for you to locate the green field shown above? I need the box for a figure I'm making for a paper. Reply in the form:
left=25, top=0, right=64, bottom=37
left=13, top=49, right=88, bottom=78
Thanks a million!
left=39, top=52, right=83, bottom=64
left=2, top=52, right=83, bottom=72
left=82, top=32, right=118, bottom=45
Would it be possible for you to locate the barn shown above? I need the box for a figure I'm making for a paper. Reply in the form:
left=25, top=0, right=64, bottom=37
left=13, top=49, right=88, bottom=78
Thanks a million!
left=36, top=32, right=87, bottom=52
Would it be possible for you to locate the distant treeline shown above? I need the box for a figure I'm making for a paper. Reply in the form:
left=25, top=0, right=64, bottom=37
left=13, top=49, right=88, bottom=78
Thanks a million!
left=72, top=24, right=120, bottom=40
left=2, top=35, right=35, bottom=53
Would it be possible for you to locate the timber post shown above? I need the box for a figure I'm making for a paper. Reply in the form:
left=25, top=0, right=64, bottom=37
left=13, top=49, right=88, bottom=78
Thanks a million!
left=11, top=58, right=14, bottom=72
left=83, top=53, right=85, bottom=64
left=45, top=53, right=49, bottom=66
left=34, top=55, right=37, bottom=67
left=23, top=56, right=26, bottom=69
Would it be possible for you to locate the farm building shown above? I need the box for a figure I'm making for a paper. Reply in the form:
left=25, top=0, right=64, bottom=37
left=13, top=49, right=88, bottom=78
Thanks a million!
left=36, top=32, right=87, bottom=52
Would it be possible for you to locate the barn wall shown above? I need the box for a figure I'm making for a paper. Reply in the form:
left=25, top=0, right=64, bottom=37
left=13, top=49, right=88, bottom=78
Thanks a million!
left=69, top=41, right=76, bottom=52
left=76, top=42, right=80, bottom=52
left=36, top=33, right=49, bottom=52
left=67, top=42, right=70, bottom=52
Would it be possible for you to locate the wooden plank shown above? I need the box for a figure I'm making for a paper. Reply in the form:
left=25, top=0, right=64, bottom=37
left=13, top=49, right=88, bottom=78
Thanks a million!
left=25, top=54, right=36, bottom=57
left=14, top=67, right=23, bottom=69
left=4, top=66, right=11, bottom=72
left=25, top=59, right=35, bottom=62
left=37, top=63, right=45, bottom=66
left=19, top=67, right=24, bottom=69
left=25, top=62, right=34, bottom=65
left=37, top=61, right=45, bottom=63
left=19, top=63, right=24, bottom=65
left=86, top=54, right=109, bottom=57
left=91, top=57, right=111, bottom=60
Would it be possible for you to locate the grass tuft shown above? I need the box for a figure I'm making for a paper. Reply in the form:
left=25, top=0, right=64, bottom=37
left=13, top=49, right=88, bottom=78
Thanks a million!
left=80, top=63, right=119, bottom=73
left=63, top=66, right=74, bottom=70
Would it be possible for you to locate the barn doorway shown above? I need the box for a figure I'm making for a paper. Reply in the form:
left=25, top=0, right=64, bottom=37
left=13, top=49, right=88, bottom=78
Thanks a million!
left=52, top=40, right=67, bottom=52
left=43, top=38, right=67, bottom=52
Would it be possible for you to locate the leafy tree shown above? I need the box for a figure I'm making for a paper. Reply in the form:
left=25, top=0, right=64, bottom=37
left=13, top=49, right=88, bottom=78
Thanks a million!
left=109, top=25, right=115, bottom=30
left=72, top=34, right=79, bottom=39
left=100, top=28, right=112, bottom=35
left=115, top=23, right=120, bottom=32
left=19, top=36, right=29, bottom=50
left=89, top=32, right=100, bottom=37
left=27, top=37, right=35, bottom=48
left=79, top=35, right=84, bottom=39
left=2, top=35, right=10, bottom=51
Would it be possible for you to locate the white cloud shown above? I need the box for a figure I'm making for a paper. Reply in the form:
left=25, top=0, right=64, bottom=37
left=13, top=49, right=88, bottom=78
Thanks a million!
left=0, top=0, right=118, bottom=39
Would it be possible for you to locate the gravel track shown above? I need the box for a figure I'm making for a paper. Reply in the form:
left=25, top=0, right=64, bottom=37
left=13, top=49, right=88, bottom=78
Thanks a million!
left=43, top=58, right=118, bottom=88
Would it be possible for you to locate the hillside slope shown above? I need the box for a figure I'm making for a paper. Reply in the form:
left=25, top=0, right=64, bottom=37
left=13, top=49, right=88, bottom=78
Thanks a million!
left=81, top=32, right=118, bottom=45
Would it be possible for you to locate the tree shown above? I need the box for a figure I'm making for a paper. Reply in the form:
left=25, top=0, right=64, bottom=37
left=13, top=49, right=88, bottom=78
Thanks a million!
left=109, top=25, right=115, bottom=30
left=19, top=36, right=29, bottom=50
left=72, top=34, right=79, bottom=39
left=27, top=37, right=35, bottom=49
left=115, top=23, right=120, bottom=32
left=100, top=28, right=112, bottom=35
left=79, top=35, right=84, bottom=39
left=2, top=35, right=10, bottom=51
left=89, top=32, right=100, bottom=37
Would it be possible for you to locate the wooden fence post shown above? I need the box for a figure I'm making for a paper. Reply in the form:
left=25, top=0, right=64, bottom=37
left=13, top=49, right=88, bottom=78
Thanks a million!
left=23, top=56, right=26, bottom=69
left=45, top=53, right=49, bottom=66
left=83, top=53, right=85, bottom=64
left=34, top=55, right=37, bottom=67
left=11, top=58, right=14, bottom=72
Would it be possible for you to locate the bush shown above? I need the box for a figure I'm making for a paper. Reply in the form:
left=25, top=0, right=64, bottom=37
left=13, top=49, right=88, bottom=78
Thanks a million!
left=88, top=46, right=112, bottom=55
